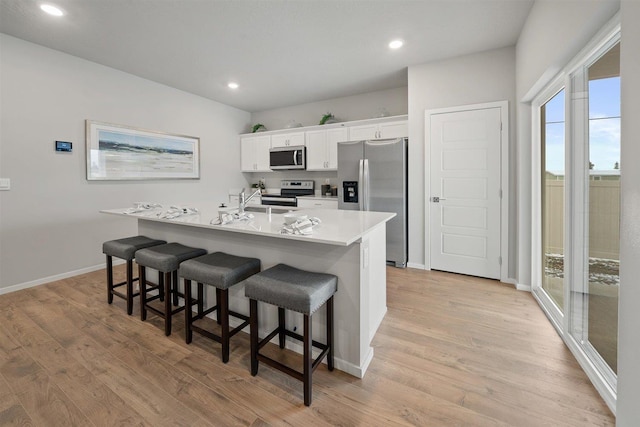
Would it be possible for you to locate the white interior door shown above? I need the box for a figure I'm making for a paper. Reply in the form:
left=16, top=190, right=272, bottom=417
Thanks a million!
left=429, top=107, right=502, bottom=279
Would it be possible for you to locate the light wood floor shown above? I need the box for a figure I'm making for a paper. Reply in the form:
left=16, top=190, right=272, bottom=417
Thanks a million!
left=0, top=266, right=614, bottom=426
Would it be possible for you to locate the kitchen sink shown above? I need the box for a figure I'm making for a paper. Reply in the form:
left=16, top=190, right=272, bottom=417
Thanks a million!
left=243, top=206, right=294, bottom=214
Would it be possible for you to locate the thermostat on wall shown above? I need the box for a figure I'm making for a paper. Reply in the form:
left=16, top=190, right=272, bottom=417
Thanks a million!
left=55, top=141, right=72, bottom=152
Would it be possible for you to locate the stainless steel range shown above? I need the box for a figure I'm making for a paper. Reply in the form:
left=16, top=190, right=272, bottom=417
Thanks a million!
left=261, top=180, right=314, bottom=207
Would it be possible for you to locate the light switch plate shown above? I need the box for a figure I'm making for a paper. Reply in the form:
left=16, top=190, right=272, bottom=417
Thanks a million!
left=0, top=178, right=10, bottom=191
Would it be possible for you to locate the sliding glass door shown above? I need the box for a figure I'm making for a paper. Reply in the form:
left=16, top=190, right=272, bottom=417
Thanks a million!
left=571, top=42, right=620, bottom=376
left=532, top=23, right=620, bottom=406
left=541, top=89, right=565, bottom=314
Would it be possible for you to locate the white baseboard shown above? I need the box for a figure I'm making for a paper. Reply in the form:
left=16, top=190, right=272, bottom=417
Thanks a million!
left=499, top=276, right=532, bottom=292
left=515, top=283, right=532, bottom=292
left=406, top=262, right=426, bottom=270
left=0, top=260, right=122, bottom=296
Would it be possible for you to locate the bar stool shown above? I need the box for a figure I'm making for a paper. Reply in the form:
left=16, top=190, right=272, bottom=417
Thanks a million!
left=102, top=236, right=166, bottom=315
left=180, top=252, right=261, bottom=362
left=135, top=243, right=207, bottom=336
left=244, top=263, right=337, bottom=406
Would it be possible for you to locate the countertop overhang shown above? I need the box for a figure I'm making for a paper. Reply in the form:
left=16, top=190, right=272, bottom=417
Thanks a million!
left=100, top=203, right=395, bottom=247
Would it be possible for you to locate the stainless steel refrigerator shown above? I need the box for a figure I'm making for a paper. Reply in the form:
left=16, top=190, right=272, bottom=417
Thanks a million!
left=337, top=138, right=408, bottom=267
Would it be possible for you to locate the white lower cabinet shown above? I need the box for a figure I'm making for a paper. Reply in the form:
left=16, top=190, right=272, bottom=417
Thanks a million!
left=297, top=198, right=338, bottom=209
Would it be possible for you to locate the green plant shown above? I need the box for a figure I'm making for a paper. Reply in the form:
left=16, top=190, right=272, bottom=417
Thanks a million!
left=252, top=123, right=266, bottom=133
left=319, top=113, right=334, bottom=125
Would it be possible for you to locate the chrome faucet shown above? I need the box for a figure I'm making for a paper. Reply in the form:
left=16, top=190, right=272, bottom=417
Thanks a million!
left=238, top=188, right=261, bottom=214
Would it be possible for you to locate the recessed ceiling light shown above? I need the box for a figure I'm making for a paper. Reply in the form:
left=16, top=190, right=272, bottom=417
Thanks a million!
left=389, top=40, right=404, bottom=49
left=40, top=4, right=64, bottom=16
left=228, top=82, right=239, bottom=89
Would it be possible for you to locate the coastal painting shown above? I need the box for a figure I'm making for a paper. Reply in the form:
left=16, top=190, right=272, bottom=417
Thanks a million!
left=86, top=120, right=200, bottom=180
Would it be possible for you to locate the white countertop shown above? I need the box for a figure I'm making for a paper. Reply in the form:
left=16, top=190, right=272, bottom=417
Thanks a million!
left=100, top=202, right=394, bottom=247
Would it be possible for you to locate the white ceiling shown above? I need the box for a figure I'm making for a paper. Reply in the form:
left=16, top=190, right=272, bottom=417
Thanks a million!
left=0, top=0, right=534, bottom=112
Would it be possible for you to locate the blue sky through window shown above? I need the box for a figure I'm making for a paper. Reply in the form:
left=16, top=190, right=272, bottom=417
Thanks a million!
left=544, top=89, right=564, bottom=173
left=544, top=77, right=620, bottom=172
left=588, top=77, right=620, bottom=171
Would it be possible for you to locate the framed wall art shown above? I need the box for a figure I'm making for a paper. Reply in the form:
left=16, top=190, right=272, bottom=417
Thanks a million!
left=86, top=120, right=200, bottom=180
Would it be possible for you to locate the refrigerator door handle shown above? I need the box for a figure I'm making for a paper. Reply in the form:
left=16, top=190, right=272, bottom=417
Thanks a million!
left=358, top=159, right=364, bottom=211
left=363, top=158, right=370, bottom=211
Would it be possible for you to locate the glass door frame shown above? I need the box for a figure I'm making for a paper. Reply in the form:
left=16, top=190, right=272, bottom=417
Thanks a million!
left=530, top=16, right=620, bottom=413
left=531, top=79, right=567, bottom=334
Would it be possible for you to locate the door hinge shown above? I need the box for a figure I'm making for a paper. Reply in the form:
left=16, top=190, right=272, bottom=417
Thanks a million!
left=500, top=122, right=503, bottom=131
left=499, top=189, right=502, bottom=198
left=498, top=256, right=502, bottom=265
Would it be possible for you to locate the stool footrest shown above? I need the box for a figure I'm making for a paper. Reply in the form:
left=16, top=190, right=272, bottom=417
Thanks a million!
left=190, top=312, right=250, bottom=342
left=258, top=354, right=304, bottom=382
left=111, top=289, right=140, bottom=300
left=112, top=277, right=140, bottom=288
left=257, top=326, right=329, bottom=375
left=145, top=304, right=186, bottom=318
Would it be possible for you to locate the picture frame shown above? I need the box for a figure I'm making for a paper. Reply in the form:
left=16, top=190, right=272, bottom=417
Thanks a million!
left=86, top=120, right=200, bottom=180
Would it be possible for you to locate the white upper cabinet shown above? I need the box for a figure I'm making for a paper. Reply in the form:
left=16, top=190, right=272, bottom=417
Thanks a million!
left=348, top=119, right=408, bottom=140
left=305, top=127, right=348, bottom=171
left=240, top=135, right=271, bottom=172
left=270, top=132, right=305, bottom=148
left=239, top=116, right=407, bottom=172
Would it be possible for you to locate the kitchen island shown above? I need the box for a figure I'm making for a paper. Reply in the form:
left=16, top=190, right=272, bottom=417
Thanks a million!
left=100, top=203, right=394, bottom=378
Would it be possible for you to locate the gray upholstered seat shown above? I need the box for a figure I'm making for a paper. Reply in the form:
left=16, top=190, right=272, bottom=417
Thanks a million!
left=180, top=252, right=261, bottom=363
left=135, top=243, right=207, bottom=273
left=137, top=242, right=207, bottom=336
left=245, top=263, right=336, bottom=406
left=102, top=235, right=166, bottom=315
left=244, top=263, right=337, bottom=315
left=102, top=235, right=166, bottom=260
left=179, top=252, right=260, bottom=289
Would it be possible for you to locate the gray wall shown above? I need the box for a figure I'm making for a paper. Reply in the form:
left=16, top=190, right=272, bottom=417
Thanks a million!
left=0, top=35, right=251, bottom=291
left=617, top=2, right=640, bottom=424
left=515, top=0, right=620, bottom=287
left=407, top=46, right=517, bottom=271
left=250, top=87, right=408, bottom=132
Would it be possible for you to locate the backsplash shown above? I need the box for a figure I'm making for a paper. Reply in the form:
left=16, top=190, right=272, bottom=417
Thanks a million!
left=244, top=170, right=338, bottom=195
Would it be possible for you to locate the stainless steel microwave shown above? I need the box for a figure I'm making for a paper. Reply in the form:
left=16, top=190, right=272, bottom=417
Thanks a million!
left=269, top=145, right=306, bottom=170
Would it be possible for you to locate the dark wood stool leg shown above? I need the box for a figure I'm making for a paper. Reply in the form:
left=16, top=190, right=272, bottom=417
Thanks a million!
left=126, top=260, right=134, bottom=315
left=139, top=265, right=147, bottom=321
left=220, top=289, right=230, bottom=363
left=303, top=314, right=312, bottom=406
left=278, top=307, right=286, bottom=349
left=185, top=279, right=193, bottom=344
left=197, top=283, right=204, bottom=317
left=158, top=273, right=165, bottom=302
left=106, top=255, right=114, bottom=304
left=327, top=297, right=334, bottom=371
left=164, top=271, right=172, bottom=336
left=216, top=288, right=222, bottom=325
left=172, top=270, right=179, bottom=307
left=250, top=299, right=259, bottom=376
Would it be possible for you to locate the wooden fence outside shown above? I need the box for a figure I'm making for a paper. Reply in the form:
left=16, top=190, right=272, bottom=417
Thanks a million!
left=543, top=179, right=620, bottom=260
